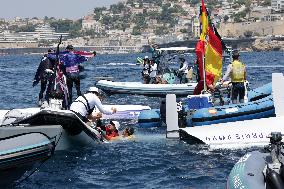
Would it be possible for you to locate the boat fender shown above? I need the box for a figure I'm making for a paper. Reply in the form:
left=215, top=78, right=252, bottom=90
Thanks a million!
left=266, top=166, right=284, bottom=189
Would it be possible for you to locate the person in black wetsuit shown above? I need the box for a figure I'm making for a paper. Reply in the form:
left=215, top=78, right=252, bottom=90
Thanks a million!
left=33, top=49, right=56, bottom=106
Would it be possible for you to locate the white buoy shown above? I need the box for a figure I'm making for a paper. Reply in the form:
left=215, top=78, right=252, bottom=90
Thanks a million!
left=272, top=73, right=284, bottom=117
left=166, top=94, right=179, bottom=139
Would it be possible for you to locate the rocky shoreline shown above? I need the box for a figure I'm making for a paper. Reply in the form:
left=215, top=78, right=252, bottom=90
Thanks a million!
left=243, top=38, right=284, bottom=52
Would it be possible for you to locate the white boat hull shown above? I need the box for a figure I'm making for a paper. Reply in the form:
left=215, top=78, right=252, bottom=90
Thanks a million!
left=180, top=116, right=284, bottom=149
left=0, top=104, right=150, bottom=124
left=96, top=80, right=198, bottom=97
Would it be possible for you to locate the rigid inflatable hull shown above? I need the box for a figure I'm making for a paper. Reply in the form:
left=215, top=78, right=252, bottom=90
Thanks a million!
left=0, top=133, right=55, bottom=186
left=190, top=95, right=274, bottom=127
left=188, top=82, right=273, bottom=127
left=226, top=151, right=268, bottom=189
left=96, top=80, right=198, bottom=97
left=15, top=109, right=104, bottom=142
left=138, top=83, right=273, bottom=127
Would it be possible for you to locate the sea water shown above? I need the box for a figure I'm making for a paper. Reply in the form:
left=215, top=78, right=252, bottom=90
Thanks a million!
left=0, top=51, right=283, bottom=188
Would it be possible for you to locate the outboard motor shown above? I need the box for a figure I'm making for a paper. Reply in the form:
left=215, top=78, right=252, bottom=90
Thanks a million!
left=264, top=132, right=284, bottom=189
left=160, top=98, right=166, bottom=124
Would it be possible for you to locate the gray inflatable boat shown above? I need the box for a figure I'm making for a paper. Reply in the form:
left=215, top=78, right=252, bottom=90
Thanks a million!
left=227, top=132, right=284, bottom=189
left=0, top=132, right=56, bottom=187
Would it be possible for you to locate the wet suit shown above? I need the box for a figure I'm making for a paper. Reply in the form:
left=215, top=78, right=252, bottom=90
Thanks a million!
left=33, top=55, right=56, bottom=102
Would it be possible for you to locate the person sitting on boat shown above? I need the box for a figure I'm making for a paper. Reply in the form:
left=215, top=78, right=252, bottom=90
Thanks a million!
left=149, top=59, right=158, bottom=84
left=69, top=87, right=117, bottom=123
left=60, top=45, right=89, bottom=105
left=177, top=57, right=189, bottom=84
left=221, top=50, right=246, bottom=104
left=33, top=49, right=56, bottom=106
left=142, top=56, right=150, bottom=84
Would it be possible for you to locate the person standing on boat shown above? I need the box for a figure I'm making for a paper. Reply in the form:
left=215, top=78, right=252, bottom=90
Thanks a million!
left=69, top=87, right=117, bottom=123
left=177, top=57, right=189, bottom=83
left=221, top=50, right=246, bottom=104
left=149, top=59, right=158, bottom=84
left=33, top=49, right=56, bottom=106
left=142, top=56, right=150, bottom=84
left=60, top=45, right=89, bottom=105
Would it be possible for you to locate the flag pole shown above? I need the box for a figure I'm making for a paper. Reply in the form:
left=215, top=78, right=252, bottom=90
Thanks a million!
left=202, top=54, right=207, bottom=92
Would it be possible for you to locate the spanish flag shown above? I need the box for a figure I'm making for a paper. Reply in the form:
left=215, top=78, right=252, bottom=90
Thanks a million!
left=194, top=0, right=223, bottom=94
left=205, top=25, right=223, bottom=83
left=199, top=0, right=208, bottom=42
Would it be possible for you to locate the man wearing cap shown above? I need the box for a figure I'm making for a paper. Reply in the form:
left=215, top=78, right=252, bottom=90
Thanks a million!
left=97, top=120, right=120, bottom=140
left=221, top=50, right=246, bottom=104
left=60, top=45, right=89, bottom=105
left=69, top=87, right=117, bottom=123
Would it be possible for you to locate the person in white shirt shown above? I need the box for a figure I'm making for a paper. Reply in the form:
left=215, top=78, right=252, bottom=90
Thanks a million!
left=149, top=59, right=158, bottom=84
left=177, top=57, right=189, bottom=83
left=70, top=87, right=116, bottom=123
left=142, top=56, right=150, bottom=84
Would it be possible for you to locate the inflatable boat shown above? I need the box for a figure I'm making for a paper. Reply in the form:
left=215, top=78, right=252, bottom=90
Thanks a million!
left=0, top=108, right=106, bottom=150
left=0, top=104, right=150, bottom=122
left=169, top=73, right=284, bottom=149
left=96, top=80, right=198, bottom=97
left=0, top=132, right=56, bottom=187
left=227, top=132, right=284, bottom=189
left=138, top=82, right=273, bottom=127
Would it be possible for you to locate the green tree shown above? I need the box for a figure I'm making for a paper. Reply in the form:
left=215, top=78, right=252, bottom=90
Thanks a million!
left=224, top=15, right=229, bottom=23
left=180, top=29, right=187, bottom=33
left=132, top=26, right=141, bottom=35
left=154, top=26, right=169, bottom=35
left=14, top=25, right=36, bottom=32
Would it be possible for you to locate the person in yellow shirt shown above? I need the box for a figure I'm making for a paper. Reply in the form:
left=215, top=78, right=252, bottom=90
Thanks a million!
left=221, top=50, right=246, bottom=104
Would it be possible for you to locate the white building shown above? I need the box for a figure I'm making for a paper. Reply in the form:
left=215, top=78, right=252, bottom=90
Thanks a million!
left=82, top=15, right=103, bottom=33
left=19, top=24, right=69, bottom=41
left=271, top=0, right=284, bottom=12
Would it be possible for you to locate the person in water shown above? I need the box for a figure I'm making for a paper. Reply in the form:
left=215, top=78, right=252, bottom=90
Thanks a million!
left=221, top=50, right=246, bottom=104
left=60, top=45, right=89, bottom=105
left=97, top=121, right=135, bottom=140
left=69, top=87, right=117, bottom=123
left=122, top=127, right=135, bottom=138
left=33, top=49, right=56, bottom=106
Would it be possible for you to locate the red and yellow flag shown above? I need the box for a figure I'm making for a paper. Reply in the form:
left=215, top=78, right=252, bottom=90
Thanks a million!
left=199, top=0, right=208, bottom=41
left=205, top=26, right=223, bottom=83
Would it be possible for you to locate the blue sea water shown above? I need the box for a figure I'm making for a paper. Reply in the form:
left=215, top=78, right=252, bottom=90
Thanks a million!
left=0, top=51, right=284, bottom=188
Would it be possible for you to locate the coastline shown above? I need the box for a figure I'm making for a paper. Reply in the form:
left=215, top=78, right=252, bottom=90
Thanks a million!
left=0, top=38, right=283, bottom=55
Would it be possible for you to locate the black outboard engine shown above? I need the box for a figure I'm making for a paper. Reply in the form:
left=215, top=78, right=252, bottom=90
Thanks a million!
left=265, top=132, right=284, bottom=189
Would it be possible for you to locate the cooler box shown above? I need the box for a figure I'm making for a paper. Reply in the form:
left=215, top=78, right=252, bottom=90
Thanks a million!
left=187, top=94, right=212, bottom=110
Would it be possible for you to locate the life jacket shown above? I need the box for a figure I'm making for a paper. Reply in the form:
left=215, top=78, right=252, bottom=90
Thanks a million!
left=74, top=94, right=95, bottom=115
left=231, top=60, right=245, bottom=82
left=105, top=127, right=119, bottom=138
